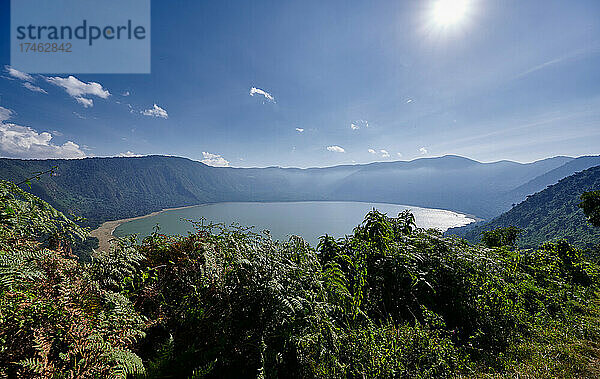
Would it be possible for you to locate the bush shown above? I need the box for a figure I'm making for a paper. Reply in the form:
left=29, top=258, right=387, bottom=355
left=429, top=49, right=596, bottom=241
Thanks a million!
left=0, top=181, right=145, bottom=378
left=1, top=181, right=599, bottom=378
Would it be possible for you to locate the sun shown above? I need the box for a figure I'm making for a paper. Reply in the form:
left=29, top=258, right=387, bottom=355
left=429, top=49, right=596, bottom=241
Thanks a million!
left=432, top=0, right=470, bottom=27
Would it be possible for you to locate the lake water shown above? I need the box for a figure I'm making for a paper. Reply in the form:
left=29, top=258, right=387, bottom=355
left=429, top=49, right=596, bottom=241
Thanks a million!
left=113, top=201, right=475, bottom=245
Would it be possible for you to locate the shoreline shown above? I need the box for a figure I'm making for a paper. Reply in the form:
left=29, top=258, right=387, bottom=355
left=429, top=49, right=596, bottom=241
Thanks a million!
left=89, top=204, right=202, bottom=252
left=89, top=201, right=479, bottom=252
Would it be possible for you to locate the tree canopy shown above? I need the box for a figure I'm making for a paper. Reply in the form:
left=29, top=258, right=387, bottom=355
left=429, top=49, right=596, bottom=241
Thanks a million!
left=579, top=190, right=600, bottom=228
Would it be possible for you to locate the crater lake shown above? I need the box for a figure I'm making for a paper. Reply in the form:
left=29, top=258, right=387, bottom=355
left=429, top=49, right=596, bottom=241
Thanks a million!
left=113, top=201, right=476, bottom=245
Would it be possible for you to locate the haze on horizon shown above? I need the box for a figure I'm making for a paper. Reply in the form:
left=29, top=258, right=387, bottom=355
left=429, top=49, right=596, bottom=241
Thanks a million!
left=0, top=0, right=599, bottom=168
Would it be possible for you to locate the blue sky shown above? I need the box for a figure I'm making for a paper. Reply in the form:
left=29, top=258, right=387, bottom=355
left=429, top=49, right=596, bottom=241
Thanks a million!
left=0, top=0, right=599, bottom=167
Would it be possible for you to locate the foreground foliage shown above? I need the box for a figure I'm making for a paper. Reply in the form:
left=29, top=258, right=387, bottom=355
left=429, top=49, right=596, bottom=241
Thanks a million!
left=1, top=180, right=599, bottom=377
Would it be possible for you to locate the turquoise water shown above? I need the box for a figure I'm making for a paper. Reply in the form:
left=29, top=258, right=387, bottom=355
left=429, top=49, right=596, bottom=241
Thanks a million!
left=113, top=201, right=475, bottom=245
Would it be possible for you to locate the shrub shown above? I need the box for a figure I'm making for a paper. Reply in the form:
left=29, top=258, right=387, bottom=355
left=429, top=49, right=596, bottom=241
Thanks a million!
left=1, top=182, right=599, bottom=378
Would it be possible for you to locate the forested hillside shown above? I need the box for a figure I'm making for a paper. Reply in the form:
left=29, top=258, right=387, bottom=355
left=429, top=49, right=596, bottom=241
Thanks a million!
left=498, top=156, right=600, bottom=211
left=0, top=156, right=233, bottom=226
left=2, top=154, right=596, bottom=227
left=1, top=180, right=599, bottom=377
left=448, top=165, right=600, bottom=249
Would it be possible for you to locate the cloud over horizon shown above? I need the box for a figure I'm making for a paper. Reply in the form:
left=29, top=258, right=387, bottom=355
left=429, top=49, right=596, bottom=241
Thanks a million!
left=0, top=106, right=85, bottom=159
left=368, top=147, right=393, bottom=159
left=201, top=151, right=230, bottom=167
left=118, top=151, right=143, bottom=157
left=327, top=145, right=345, bottom=153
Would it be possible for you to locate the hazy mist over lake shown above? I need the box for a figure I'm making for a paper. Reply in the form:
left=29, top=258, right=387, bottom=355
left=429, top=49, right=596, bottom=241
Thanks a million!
left=114, top=201, right=476, bottom=245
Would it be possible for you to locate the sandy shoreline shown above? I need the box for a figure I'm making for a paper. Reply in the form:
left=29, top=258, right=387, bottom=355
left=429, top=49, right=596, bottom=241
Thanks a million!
left=89, top=201, right=480, bottom=252
left=89, top=204, right=201, bottom=252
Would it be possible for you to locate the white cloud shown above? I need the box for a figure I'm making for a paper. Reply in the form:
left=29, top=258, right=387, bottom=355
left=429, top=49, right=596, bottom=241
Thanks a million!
left=5, top=66, right=47, bottom=94
left=250, top=87, right=275, bottom=102
left=0, top=106, right=13, bottom=122
left=46, top=75, right=110, bottom=98
left=201, top=151, right=230, bottom=167
left=350, top=119, right=369, bottom=130
left=141, top=104, right=168, bottom=119
left=118, top=151, right=143, bottom=157
left=75, top=97, right=94, bottom=108
left=122, top=91, right=130, bottom=96
left=0, top=107, right=85, bottom=159
left=516, top=49, right=592, bottom=79
left=295, top=128, right=304, bottom=132
left=420, top=147, right=428, bottom=155
left=327, top=145, right=345, bottom=153
left=368, top=147, right=393, bottom=158
left=46, top=75, right=110, bottom=107
left=22, top=82, right=47, bottom=94
left=5, top=66, right=33, bottom=82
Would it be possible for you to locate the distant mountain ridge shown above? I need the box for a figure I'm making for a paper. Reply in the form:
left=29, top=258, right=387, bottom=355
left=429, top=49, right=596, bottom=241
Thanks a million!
left=499, top=156, right=600, bottom=209
left=448, top=165, right=600, bottom=249
left=326, top=155, right=576, bottom=217
left=0, top=154, right=598, bottom=228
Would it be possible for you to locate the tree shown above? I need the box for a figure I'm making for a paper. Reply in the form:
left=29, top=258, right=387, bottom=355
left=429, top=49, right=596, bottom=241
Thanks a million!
left=481, top=226, right=522, bottom=248
left=579, top=191, right=600, bottom=228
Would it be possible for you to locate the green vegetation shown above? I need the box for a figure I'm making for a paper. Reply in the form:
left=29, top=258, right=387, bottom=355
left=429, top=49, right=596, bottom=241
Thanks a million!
left=449, top=165, right=600, bottom=249
left=0, top=181, right=144, bottom=377
left=481, top=226, right=522, bottom=248
left=580, top=191, right=600, bottom=228
left=2, top=180, right=600, bottom=377
left=2, top=155, right=596, bottom=228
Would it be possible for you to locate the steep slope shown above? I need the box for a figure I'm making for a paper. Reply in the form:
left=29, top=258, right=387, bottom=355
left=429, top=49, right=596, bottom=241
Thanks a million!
left=0, top=156, right=230, bottom=226
left=448, top=165, right=600, bottom=248
left=498, top=156, right=600, bottom=211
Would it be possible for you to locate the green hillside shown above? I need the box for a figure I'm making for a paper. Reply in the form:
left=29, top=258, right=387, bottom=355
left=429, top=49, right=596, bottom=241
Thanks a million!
left=2, top=155, right=596, bottom=228
left=0, top=156, right=268, bottom=227
left=448, top=165, right=600, bottom=249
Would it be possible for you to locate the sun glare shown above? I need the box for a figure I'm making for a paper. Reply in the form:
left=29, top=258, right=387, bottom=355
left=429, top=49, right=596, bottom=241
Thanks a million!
left=432, top=0, right=470, bottom=27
